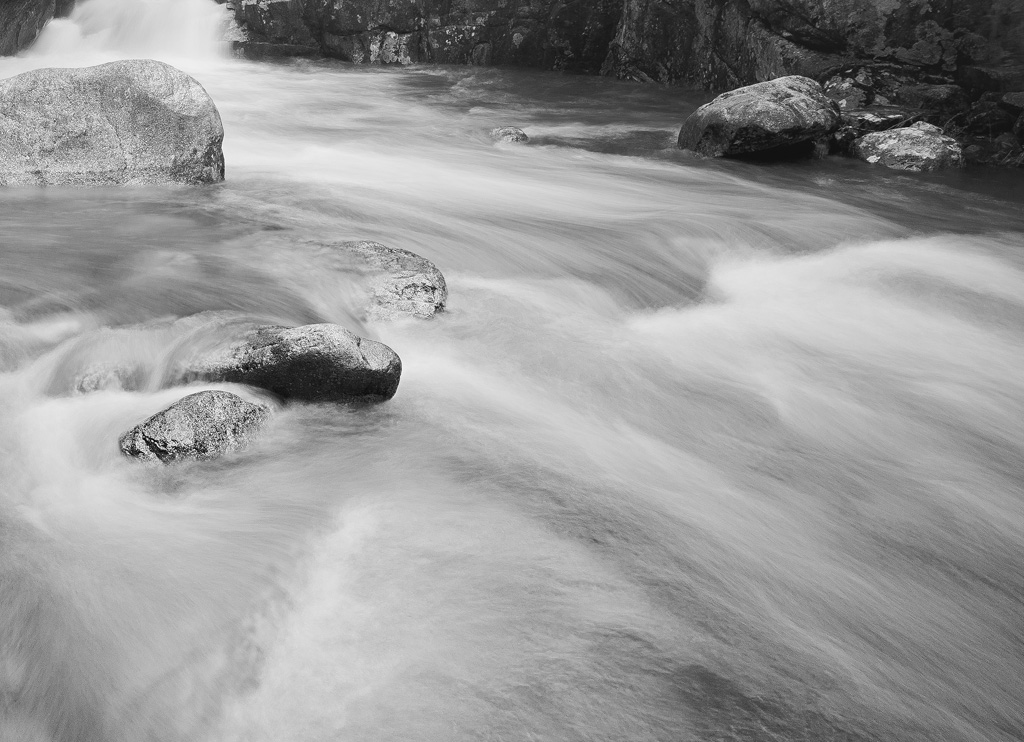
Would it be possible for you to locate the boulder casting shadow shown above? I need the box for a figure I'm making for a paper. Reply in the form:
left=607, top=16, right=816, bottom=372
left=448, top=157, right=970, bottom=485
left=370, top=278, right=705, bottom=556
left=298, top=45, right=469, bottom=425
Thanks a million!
left=174, top=323, right=402, bottom=404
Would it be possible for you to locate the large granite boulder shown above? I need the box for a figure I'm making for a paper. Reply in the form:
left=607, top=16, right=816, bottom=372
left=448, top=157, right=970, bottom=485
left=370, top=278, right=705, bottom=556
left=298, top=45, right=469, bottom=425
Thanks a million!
left=678, top=76, right=840, bottom=157
left=120, top=390, right=269, bottom=463
left=0, top=59, right=225, bottom=186
left=311, top=241, right=447, bottom=320
left=176, top=323, right=402, bottom=403
left=851, top=122, right=964, bottom=172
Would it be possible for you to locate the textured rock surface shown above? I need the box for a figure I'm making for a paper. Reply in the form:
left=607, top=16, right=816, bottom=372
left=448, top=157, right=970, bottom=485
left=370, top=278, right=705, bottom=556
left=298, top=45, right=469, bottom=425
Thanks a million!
left=227, top=0, right=622, bottom=71
left=490, top=126, right=529, bottom=143
left=852, top=121, right=964, bottom=171
left=0, top=59, right=225, bottom=186
left=119, top=390, right=269, bottom=463
left=225, top=0, right=1024, bottom=98
left=317, top=241, right=448, bottom=320
left=0, top=0, right=74, bottom=56
left=75, top=363, right=145, bottom=394
left=177, top=323, right=402, bottom=402
left=678, top=76, right=840, bottom=157
left=604, top=0, right=1024, bottom=88
left=830, top=106, right=918, bottom=153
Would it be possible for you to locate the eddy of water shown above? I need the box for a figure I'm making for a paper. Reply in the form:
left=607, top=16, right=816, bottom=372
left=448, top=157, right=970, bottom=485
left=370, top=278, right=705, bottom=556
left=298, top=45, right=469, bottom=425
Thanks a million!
left=1, top=1, right=1023, bottom=741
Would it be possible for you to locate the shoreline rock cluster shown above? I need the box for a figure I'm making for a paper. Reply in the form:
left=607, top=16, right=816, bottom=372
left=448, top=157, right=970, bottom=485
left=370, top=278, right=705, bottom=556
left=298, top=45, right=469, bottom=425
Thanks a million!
left=677, top=74, right=1020, bottom=171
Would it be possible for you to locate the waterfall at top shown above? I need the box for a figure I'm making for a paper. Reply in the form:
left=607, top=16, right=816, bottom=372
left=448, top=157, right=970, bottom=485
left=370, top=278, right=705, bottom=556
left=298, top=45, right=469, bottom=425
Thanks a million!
left=29, top=0, right=229, bottom=61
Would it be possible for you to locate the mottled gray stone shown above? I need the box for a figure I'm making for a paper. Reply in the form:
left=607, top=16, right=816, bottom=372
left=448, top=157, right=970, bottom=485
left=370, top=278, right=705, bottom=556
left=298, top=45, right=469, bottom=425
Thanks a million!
left=0, top=59, right=225, bottom=187
left=74, top=363, right=145, bottom=394
left=177, top=323, right=402, bottom=403
left=491, top=126, right=529, bottom=143
left=677, top=76, right=841, bottom=157
left=314, top=241, right=447, bottom=320
left=851, top=122, right=964, bottom=172
left=119, top=390, right=269, bottom=463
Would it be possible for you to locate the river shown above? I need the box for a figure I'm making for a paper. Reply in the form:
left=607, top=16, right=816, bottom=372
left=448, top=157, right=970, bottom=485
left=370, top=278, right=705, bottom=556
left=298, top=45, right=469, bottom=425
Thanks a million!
left=1, top=1, right=1023, bottom=741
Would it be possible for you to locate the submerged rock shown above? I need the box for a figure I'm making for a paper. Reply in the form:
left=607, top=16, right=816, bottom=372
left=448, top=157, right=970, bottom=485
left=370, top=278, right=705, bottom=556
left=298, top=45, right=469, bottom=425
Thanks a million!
left=177, top=323, right=402, bottom=403
left=0, top=59, right=225, bottom=186
left=74, top=363, right=145, bottom=394
left=318, top=241, right=447, bottom=320
left=851, top=122, right=963, bottom=172
left=677, top=76, right=840, bottom=158
left=119, top=390, right=269, bottom=463
left=491, top=127, right=529, bottom=143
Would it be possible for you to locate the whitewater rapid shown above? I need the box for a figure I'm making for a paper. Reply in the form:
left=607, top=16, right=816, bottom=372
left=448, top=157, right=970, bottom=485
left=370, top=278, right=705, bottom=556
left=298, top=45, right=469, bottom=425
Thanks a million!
left=1, top=1, right=1023, bottom=741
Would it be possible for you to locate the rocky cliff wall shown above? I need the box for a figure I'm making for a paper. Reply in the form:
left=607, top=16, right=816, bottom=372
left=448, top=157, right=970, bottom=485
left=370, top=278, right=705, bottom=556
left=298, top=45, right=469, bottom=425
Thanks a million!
left=603, top=0, right=1024, bottom=88
left=229, top=0, right=1024, bottom=93
left=228, top=0, right=622, bottom=71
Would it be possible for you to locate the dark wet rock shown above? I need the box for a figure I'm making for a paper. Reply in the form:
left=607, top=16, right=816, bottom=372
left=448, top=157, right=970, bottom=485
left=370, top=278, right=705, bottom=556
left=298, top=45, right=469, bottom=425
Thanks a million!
left=894, top=84, right=970, bottom=122
left=1016, top=111, right=1024, bottom=141
left=228, top=0, right=620, bottom=72
left=678, top=76, right=840, bottom=158
left=314, top=241, right=447, bottom=321
left=852, top=122, right=963, bottom=172
left=959, top=101, right=1016, bottom=137
left=119, top=390, right=269, bottom=463
left=177, top=323, right=401, bottom=403
left=232, top=41, right=321, bottom=59
left=965, top=132, right=1024, bottom=167
left=1001, top=92, right=1024, bottom=116
left=0, top=0, right=74, bottom=56
left=823, top=75, right=870, bottom=110
left=222, top=0, right=1024, bottom=100
left=958, top=65, right=1024, bottom=97
left=830, top=106, right=918, bottom=154
left=491, top=127, right=529, bottom=143
left=0, top=60, right=224, bottom=187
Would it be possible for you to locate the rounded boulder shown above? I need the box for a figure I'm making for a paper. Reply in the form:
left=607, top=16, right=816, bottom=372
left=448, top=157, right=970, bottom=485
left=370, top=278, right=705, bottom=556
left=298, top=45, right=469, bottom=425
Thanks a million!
left=851, top=122, right=964, bottom=172
left=119, top=390, right=269, bottom=463
left=678, top=76, right=841, bottom=158
left=178, top=323, right=402, bottom=403
left=0, top=59, right=225, bottom=186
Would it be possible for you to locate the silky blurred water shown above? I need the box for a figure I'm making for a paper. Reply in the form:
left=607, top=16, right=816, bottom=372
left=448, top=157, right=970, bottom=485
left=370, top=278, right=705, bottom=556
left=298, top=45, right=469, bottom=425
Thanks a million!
left=1, top=2, right=1023, bottom=742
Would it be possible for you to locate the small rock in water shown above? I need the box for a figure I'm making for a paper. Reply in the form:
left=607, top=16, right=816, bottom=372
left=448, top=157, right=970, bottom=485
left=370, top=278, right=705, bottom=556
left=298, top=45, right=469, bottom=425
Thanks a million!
left=851, top=121, right=963, bottom=171
left=0, top=59, right=224, bottom=186
left=677, top=76, right=841, bottom=158
left=74, top=363, right=145, bottom=394
left=491, top=127, right=529, bottom=143
left=119, top=390, right=269, bottom=463
left=316, top=241, right=447, bottom=320
left=177, top=323, right=402, bottom=403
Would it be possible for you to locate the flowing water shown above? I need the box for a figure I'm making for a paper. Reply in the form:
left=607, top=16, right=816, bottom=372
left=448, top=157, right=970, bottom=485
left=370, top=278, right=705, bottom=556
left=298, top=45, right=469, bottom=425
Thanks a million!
left=2, top=2, right=1024, bottom=741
